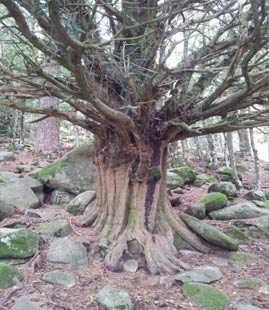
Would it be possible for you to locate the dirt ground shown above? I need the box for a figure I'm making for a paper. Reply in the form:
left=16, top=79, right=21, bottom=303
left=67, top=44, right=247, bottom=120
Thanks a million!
left=0, top=143, right=269, bottom=310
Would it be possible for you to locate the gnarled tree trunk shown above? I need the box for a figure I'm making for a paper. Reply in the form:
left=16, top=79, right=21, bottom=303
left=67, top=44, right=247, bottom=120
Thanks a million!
left=82, top=136, right=215, bottom=274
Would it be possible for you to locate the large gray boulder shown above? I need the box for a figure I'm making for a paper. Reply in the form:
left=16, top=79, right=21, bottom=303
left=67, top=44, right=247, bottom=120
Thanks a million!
left=0, top=200, right=14, bottom=221
left=35, top=144, right=96, bottom=194
left=0, top=228, right=39, bottom=258
left=209, top=202, right=269, bottom=220
left=47, top=238, right=88, bottom=271
left=208, top=182, right=237, bottom=198
left=0, top=151, right=16, bottom=162
left=96, top=286, right=134, bottom=310
left=0, top=179, right=41, bottom=210
left=175, top=266, right=223, bottom=284
left=11, top=295, right=44, bottom=310
left=42, top=270, right=75, bottom=288
left=36, top=218, right=72, bottom=237
left=244, top=190, right=266, bottom=202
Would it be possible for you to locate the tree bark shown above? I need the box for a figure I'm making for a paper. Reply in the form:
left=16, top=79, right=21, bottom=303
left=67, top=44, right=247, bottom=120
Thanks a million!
left=238, top=129, right=252, bottom=157
left=249, top=128, right=261, bottom=190
left=226, top=132, right=242, bottom=190
left=81, top=135, right=237, bottom=274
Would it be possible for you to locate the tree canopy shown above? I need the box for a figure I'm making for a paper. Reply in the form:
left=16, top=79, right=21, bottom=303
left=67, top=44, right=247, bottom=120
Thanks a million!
left=0, top=0, right=268, bottom=144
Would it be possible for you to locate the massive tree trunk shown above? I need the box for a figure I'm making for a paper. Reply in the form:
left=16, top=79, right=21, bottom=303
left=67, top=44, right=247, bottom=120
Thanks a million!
left=81, top=135, right=215, bottom=274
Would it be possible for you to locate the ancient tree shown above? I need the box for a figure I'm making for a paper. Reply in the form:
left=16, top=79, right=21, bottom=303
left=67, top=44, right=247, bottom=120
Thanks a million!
left=0, top=0, right=268, bottom=274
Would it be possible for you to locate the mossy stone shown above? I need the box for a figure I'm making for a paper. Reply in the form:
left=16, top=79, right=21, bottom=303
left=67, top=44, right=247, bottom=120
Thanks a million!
left=228, top=226, right=251, bottom=242
left=201, top=192, right=227, bottom=213
left=167, top=172, right=185, bottom=189
left=0, top=262, right=24, bottom=289
left=234, top=277, right=265, bottom=289
left=218, top=167, right=242, bottom=180
left=170, top=166, right=196, bottom=184
left=174, top=233, right=194, bottom=250
left=182, top=282, right=229, bottom=310
left=184, top=203, right=206, bottom=219
left=0, top=228, right=39, bottom=258
left=35, top=159, right=66, bottom=184
left=181, top=214, right=238, bottom=251
left=229, top=252, right=257, bottom=267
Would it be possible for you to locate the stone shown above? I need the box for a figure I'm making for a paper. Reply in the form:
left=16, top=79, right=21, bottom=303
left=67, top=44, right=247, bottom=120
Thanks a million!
left=0, top=171, right=18, bottom=183
left=0, top=228, right=39, bottom=258
left=0, top=199, right=14, bottom=221
left=182, top=282, right=229, bottom=310
left=194, top=174, right=217, bottom=187
left=0, top=262, right=24, bottom=289
left=159, top=276, right=174, bottom=289
left=234, top=277, right=265, bottom=289
left=11, top=295, right=44, bottom=310
left=244, top=190, right=266, bottom=202
left=208, top=182, right=237, bottom=198
left=35, top=144, right=96, bottom=194
left=217, top=166, right=242, bottom=180
left=211, top=257, right=229, bottom=266
left=181, top=213, right=238, bottom=250
left=0, top=151, right=16, bottom=161
left=167, top=172, right=184, bottom=189
left=169, top=166, right=196, bottom=184
left=123, top=259, right=138, bottom=273
left=209, top=202, right=269, bottom=220
left=229, top=252, right=257, bottom=267
left=253, top=200, right=267, bottom=208
left=67, top=191, right=96, bottom=215
left=42, top=270, right=75, bottom=288
left=184, top=203, right=206, bottom=219
left=228, top=226, right=251, bottom=242
left=47, top=238, right=88, bottom=271
left=258, top=284, right=269, bottom=295
left=201, top=192, right=227, bottom=213
left=175, top=266, right=223, bottom=284
left=25, top=209, right=42, bottom=218
left=51, top=190, right=75, bottom=206
left=229, top=300, right=264, bottom=310
left=36, top=218, right=72, bottom=237
left=174, top=233, right=195, bottom=250
left=0, top=180, right=40, bottom=210
left=96, top=286, right=134, bottom=310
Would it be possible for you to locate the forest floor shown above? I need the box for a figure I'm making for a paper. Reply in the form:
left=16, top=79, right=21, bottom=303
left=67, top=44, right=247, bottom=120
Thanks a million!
left=0, top=141, right=269, bottom=310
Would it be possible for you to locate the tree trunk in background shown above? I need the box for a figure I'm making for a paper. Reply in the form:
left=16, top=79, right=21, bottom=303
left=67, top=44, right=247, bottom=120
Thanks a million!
left=35, top=61, right=60, bottom=153
left=181, top=140, right=189, bottom=164
left=249, top=128, right=261, bottom=190
left=194, top=137, right=204, bottom=164
left=222, top=133, right=230, bottom=167
left=238, top=129, right=252, bottom=157
left=207, top=134, right=218, bottom=168
left=226, top=132, right=242, bottom=190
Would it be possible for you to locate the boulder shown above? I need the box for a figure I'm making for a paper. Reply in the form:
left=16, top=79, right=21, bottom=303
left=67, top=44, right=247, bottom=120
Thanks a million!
left=123, top=260, right=138, bottom=273
left=0, top=180, right=40, bottom=210
left=229, top=300, right=264, bottom=310
left=182, top=282, right=229, bottom=310
left=96, top=286, right=134, bottom=310
left=175, top=266, right=223, bottom=284
left=229, top=252, right=257, bottom=267
left=0, top=151, right=16, bottom=162
left=194, top=174, right=217, bottom=187
left=67, top=191, right=96, bottom=215
left=181, top=214, right=238, bottom=250
left=42, top=270, right=75, bottom=288
left=169, top=166, right=196, bottom=184
left=217, top=166, right=242, bottom=180
left=209, top=202, right=269, bottom=220
left=244, top=190, right=266, bottom=202
left=184, top=203, right=206, bottom=219
left=36, top=218, right=72, bottom=237
left=0, top=228, right=39, bottom=258
left=11, top=295, right=44, bottom=310
left=0, top=200, right=14, bottom=221
left=234, top=277, right=265, bottom=289
left=200, top=192, right=227, bottom=213
left=51, top=189, right=75, bottom=206
left=47, top=238, right=88, bottom=271
left=35, top=144, right=96, bottom=194
left=167, top=172, right=184, bottom=189
left=208, top=182, right=237, bottom=198
left=0, top=262, right=24, bottom=289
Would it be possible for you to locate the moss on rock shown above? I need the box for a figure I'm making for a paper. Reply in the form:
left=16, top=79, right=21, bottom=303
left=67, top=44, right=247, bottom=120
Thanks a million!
left=170, top=166, right=196, bottom=184
left=0, top=262, right=24, bottom=289
left=229, top=252, right=257, bottom=267
left=35, top=159, right=66, bottom=184
left=181, top=213, right=239, bottom=251
left=234, top=277, right=265, bottom=289
left=182, top=282, right=229, bottom=310
left=201, top=192, right=227, bottom=213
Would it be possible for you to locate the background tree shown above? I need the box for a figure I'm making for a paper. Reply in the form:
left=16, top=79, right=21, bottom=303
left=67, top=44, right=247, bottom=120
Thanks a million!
left=0, top=0, right=268, bottom=274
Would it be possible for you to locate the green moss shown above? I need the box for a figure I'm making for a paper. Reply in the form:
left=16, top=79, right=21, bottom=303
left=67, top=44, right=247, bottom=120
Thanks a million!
left=170, top=166, right=196, bottom=184
left=201, top=192, right=227, bottom=213
left=173, top=233, right=194, bottom=250
left=228, top=226, right=251, bottom=242
left=218, top=166, right=242, bottom=180
left=183, top=282, right=229, bottom=310
left=207, top=176, right=217, bottom=183
left=148, top=166, right=161, bottom=183
left=35, top=159, right=66, bottom=183
left=229, top=252, right=257, bottom=267
left=66, top=203, right=80, bottom=215
left=0, top=262, right=24, bottom=289
left=234, top=277, right=265, bottom=289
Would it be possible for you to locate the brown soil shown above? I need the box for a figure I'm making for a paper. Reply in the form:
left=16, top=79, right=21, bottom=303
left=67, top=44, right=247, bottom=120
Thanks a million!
left=0, top=143, right=269, bottom=310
